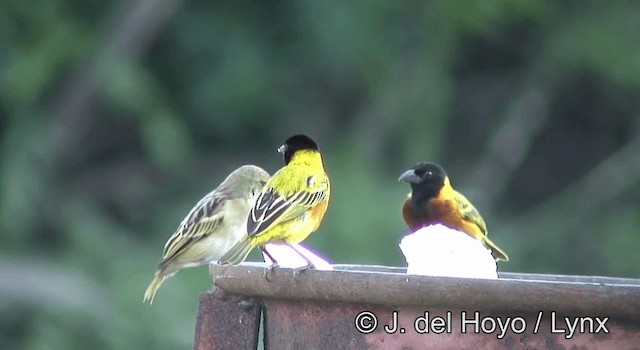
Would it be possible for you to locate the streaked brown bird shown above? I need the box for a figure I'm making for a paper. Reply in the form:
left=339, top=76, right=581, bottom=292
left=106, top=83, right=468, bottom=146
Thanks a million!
left=143, top=165, right=270, bottom=303
left=398, top=162, right=509, bottom=261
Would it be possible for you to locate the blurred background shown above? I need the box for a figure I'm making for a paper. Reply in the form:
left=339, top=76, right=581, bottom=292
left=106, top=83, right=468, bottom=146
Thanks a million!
left=2, top=0, right=639, bottom=348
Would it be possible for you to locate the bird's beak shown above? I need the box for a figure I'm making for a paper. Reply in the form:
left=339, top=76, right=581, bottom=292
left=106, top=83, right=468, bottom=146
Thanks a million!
left=277, top=144, right=287, bottom=153
left=398, top=169, right=421, bottom=184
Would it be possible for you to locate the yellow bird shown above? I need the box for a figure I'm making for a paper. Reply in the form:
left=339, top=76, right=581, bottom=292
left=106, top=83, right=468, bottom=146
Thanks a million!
left=219, top=134, right=330, bottom=269
left=144, top=165, right=270, bottom=303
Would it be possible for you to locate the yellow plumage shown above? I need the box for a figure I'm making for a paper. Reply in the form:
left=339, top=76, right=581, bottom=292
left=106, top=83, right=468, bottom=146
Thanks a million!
left=219, top=136, right=330, bottom=267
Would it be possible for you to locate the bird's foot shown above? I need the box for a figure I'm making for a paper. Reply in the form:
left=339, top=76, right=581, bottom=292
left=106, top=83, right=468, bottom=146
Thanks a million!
left=293, top=263, right=315, bottom=277
left=264, top=263, right=279, bottom=282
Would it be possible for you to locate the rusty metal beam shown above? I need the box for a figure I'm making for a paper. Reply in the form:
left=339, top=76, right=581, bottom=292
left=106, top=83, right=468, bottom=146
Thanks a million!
left=194, top=289, right=261, bottom=350
left=209, top=263, right=640, bottom=318
left=263, top=299, right=640, bottom=349
left=333, top=264, right=640, bottom=285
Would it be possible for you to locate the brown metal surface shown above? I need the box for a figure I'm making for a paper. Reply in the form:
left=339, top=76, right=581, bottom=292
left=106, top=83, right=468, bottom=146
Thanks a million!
left=210, top=264, right=640, bottom=318
left=333, top=264, right=640, bottom=285
left=200, top=264, right=640, bottom=349
left=264, top=299, right=640, bottom=350
left=194, top=289, right=261, bottom=350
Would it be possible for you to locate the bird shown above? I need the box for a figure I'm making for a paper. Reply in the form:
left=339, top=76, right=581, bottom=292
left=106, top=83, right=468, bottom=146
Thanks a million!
left=218, top=134, right=331, bottom=270
left=143, top=165, right=270, bottom=304
left=398, top=162, right=509, bottom=261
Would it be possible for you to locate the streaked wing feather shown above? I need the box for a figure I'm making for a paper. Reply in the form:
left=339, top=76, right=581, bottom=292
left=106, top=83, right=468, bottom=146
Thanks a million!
left=248, top=178, right=328, bottom=238
left=454, top=195, right=487, bottom=235
left=248, top=189, right=291, bottom=236
left=162, top=194, right=226, bottom=259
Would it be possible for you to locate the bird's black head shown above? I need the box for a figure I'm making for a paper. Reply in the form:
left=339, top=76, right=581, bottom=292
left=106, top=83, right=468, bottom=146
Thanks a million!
left=398, top=162, right=448, bottom=199
left=278, top=134, right=319, bottom=164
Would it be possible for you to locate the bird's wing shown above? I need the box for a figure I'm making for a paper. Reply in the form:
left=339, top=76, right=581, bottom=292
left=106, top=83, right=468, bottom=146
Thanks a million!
left=453, top=192, right=488, bottom=235
left=453, top=191, right=509, bottom=261
left=248, top=170, right=329, bottom=238
left=161, top=192, right=227, bottom=259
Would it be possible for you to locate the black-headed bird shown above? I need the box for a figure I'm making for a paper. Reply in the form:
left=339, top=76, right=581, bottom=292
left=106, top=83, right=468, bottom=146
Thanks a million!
left=144, top=165, right=270, bottom=303
left=398, top=162, right=509, bottom=261
left=219, top=134, right=330, bottom=270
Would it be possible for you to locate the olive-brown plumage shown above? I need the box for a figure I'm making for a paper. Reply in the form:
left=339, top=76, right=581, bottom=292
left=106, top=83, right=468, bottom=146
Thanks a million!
left=143, top=165, right=270, bottom=304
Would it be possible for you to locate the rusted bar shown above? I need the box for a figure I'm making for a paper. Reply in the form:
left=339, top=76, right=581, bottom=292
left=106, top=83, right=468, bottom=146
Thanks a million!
left=333, top=264, right=640, bottom=285
left=194, top=289, right=261, bottom=350
left=263, top=299, right=640, bottom=349
left=209, top=264, right=640, bottom=318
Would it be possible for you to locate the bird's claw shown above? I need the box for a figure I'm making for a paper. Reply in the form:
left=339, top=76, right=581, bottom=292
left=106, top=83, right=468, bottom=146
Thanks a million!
left=264, top=263, right=279, bottom=282
left=293, top=263, right=314, bottom=277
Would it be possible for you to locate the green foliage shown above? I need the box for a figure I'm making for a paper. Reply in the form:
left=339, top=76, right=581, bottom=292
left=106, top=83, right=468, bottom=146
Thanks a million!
left=1, top=0, right=639, bottom=348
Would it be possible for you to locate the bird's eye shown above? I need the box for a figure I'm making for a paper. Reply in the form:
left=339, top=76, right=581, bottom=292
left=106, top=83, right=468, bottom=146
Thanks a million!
left=425, top=171, right=433, bottom=178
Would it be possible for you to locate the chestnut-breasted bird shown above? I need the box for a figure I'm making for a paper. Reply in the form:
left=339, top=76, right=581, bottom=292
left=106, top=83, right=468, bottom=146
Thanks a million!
left=398, top=162, right=509, bottom=261
left=219, top=135, right=330, bottom=269
left=144, top=165, right=270, bottom=303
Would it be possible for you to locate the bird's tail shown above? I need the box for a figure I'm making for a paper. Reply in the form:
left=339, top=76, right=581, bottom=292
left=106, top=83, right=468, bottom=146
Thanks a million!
left=483, top=236, right=509, bottom=262
left=143, top=270, right=167, bottom=304
left=218, top=237, right=255, bottom=265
